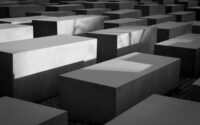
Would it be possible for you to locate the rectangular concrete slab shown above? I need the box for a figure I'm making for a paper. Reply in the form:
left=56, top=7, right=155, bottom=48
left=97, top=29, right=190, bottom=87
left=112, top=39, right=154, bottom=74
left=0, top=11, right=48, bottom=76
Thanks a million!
left=192, top=21, right=200, bottom=33
left=155, top=33, right=200, bottom=76
left=168, top=11, right=196, bottom=22
left=32, top=15, right=104, bottom=37
left=0, top=24, right=33, bottom=43
left=0, top=16, right=48, bottom=25
left=105, top=1, right=136, bottom=10
left=104, top=18, right=147, bottom=28
left=46, top=4, right=83, bottom=11
left=187, top=6, right=200, bottom=21
left=0, top=35, right=97, bottom=101
left=60, top=52, right=180, bottom=124
left=0, top=96, right=68, bottom=125
left=154, top=21, right=192, bottom=42
left=104, top=9, right=141, bottom=20
left=0, top=5, right=45, bottom=18
left=165, top=4, right=184, bottom=13
left=141, top=14, right=175, bottom=25
left=74, top=8, right=110, bottom=15
left=135, top=4, right=165, bottom=16
left=26, top=11, right=75, bottom=17
left=86, top=25, right=157, bottom=62
left=105, top=94, right=200, bottom=125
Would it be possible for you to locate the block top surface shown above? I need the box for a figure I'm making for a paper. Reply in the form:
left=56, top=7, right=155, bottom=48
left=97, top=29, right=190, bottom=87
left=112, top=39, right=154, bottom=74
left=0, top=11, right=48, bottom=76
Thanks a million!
left=155, top=21, right=191, bottom=29
left=0, top=24, right=32, bottom=29
left=188, top=6, right=200, bottom=9
left=165, top=4, right=183, bottom=7
left=156, top=33, right=200, bottom=49
left=0, top=16, right=47, bottom=24
left=105, top=94, right=200, bottom=125
left=169, top=11, right=195, bottom=15
left=104, top=9, right=140, bottom=14
left=75, top=8, right=109, bottom=11
left=0, top=35, right=96, bottom=54
left=0, top=96, right=66, bottom=125
left=61, top=52, right=179, bottom=88
left=104, top=18, right=145, bottom=24
left=33, top=15, right=103, bottom=21
left=142, top=14, right=174, bottom=19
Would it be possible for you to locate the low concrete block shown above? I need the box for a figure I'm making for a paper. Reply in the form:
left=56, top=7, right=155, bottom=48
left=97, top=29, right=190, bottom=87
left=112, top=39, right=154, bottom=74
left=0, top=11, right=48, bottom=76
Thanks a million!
left=60, top=53, right=180, bottom=124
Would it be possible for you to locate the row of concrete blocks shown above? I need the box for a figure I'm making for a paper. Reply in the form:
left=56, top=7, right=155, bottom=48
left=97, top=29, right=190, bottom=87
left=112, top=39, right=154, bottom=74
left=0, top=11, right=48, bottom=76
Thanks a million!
left=0, top=0, right=198, bottom=18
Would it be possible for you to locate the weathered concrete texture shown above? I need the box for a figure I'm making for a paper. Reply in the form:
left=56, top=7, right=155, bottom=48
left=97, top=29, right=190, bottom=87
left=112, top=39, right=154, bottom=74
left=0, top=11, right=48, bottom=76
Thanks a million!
left=60, top=53, right=180, bottom=124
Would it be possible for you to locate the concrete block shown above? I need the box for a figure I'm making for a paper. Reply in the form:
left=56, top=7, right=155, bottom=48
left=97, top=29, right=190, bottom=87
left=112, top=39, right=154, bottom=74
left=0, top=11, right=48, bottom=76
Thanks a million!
left=60, top=53, right=180, bottom=124
left=104, top=9, right=141, bottom=20
left=26, top=11, right=75, bottom=17
left=82, top=1, right=107, bottom=8
left=0, top=96, right=68, bottom=125
left=0, top=35, right=97, bottom=101
left=176, top=0, right=198, bottom=9
left=187, top=6, right=200, bottom=21
left=105, top=1, right=136, bottom=10
left=192, top=21, right=200, bottom=34
left=32, top=15, right=104, bottom=37
left=86, top=26, right=157, bottom=62
left=104, top=18, right=146, bottom=28
left=74, top=8, right=110, bottom=15
left=0, top=5, right=45, bottom=18
left=105, top=94, right=200, bottom=125
left=0, top=16, right=48, bottom=25
left=152, top=0, right=175, bottom=4
left=135, top=4, right=165, bottom=16
left=141, top=14, right=175, bottom=25
left=46, top=4, right=83, bottom=11
left=0, top=24, right=33, bottom=43
left=155, top=33, right=200, bottom=76
left=165, top=4, right=184, bottom=13
left=154, top=22, right=192, bottom=42
left=168, top=11, right=196, bottom=22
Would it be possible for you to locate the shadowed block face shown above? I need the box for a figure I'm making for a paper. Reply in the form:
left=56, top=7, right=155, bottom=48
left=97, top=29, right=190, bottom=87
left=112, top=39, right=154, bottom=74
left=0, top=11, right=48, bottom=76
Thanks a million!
left=0, top=35, right=97, bottom=79
left=0, top=24, right=33, bottom=43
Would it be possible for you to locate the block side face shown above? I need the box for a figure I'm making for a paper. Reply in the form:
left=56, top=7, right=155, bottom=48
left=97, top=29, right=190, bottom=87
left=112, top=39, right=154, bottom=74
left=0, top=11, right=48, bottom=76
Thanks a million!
left=59, top=77, right=116, bottom=124
left=13, top=61, right=84, bottom=101
left=0, top=26, right=33, bottom=43
left=12, top=39, right=97, bottom=79
left=33, top=21, right=57, bottom=37
left=0, top=52, right=13, bottom=97
left=157, top=29, right=170, bottom=42
left=86, top=33, right=117, bottom=63
left=155, top=45, right=196, bottom=76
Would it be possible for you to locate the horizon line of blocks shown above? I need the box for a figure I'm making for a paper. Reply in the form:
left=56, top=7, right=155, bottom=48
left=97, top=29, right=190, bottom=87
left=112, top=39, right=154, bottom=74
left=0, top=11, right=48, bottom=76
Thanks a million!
left=0, top=0, right=200, bottom=124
